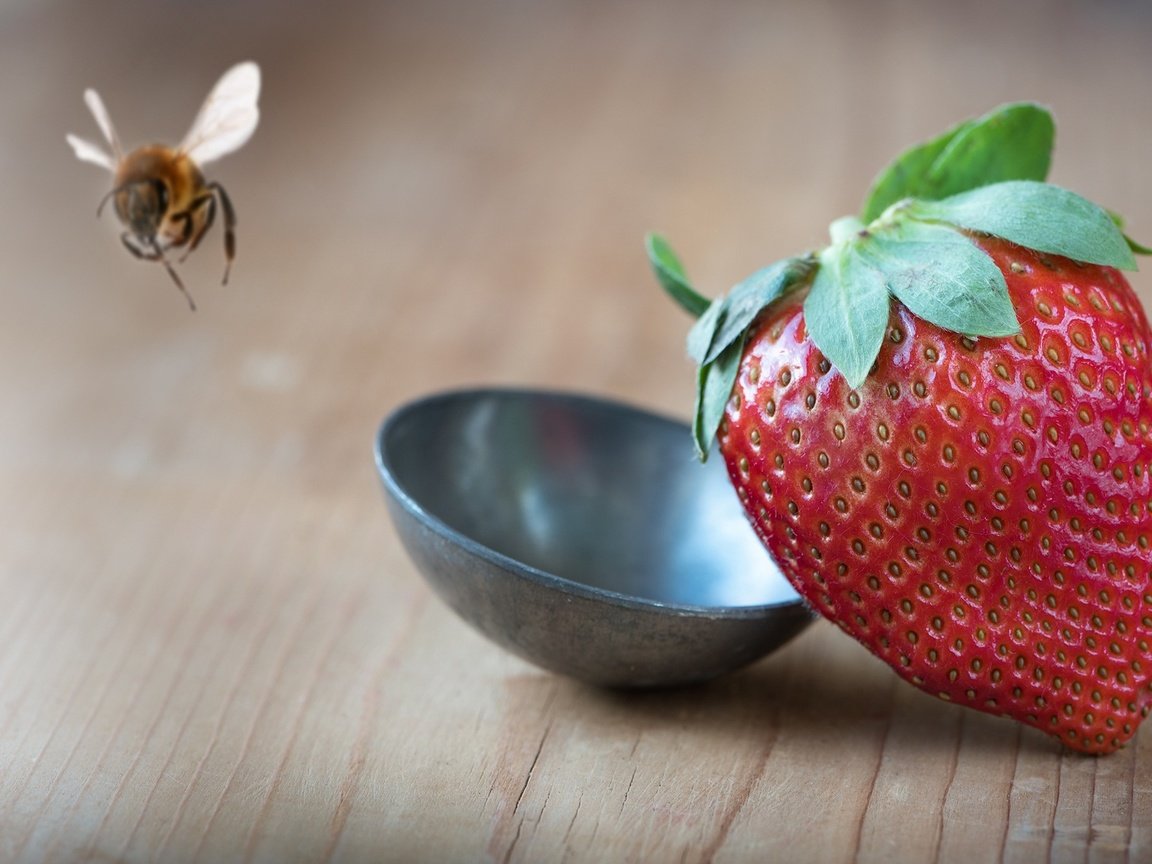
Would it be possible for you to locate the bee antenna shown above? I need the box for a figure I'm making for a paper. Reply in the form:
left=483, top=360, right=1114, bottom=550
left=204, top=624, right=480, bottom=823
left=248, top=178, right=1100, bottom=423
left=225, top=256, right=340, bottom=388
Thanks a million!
left=96, top=187, right=118, bottom=217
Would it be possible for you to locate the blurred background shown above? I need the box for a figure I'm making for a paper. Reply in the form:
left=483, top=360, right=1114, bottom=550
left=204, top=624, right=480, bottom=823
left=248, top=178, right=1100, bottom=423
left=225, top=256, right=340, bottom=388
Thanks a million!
left=3, top=1, right=1152, bottom=858
left=3, top=0, right=1152, bottom=493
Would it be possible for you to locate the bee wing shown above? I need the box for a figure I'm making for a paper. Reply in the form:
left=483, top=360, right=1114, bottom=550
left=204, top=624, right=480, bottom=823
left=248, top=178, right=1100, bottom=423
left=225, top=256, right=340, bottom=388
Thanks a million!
left=83, top=88, right=123, bottom=156
left=65, top=133, right=116, bottom=171
left=178, top=61, right=261, bottom=165
left=66, top=87, right=121, bottom=171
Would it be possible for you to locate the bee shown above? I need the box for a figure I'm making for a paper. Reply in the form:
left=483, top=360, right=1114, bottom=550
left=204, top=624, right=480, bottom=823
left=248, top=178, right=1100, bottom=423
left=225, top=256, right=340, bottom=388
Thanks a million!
left=67, top=62, right=261, bottom=309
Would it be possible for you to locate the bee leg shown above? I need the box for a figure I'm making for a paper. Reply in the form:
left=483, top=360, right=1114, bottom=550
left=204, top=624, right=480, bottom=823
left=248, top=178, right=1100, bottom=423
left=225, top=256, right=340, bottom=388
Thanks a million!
left=120, top=231, right=158, bottom=261
left=160, top=257, right=197, bottom=311
left=177, top=193, right=216, bottom=262
left=207, top=182, right=237, bottom=285
left=147, top=237, right=196, bottom=312
left=118, top=232, right=195, bottom=310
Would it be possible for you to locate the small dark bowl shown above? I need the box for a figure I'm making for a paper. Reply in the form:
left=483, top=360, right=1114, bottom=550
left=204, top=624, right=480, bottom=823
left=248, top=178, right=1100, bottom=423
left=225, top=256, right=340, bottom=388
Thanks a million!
left=375, top=388, right=813, bottom=687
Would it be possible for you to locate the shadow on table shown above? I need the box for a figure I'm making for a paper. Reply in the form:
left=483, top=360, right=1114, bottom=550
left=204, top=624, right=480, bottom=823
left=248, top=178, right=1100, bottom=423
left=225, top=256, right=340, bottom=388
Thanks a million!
left=564, top=622, right=1059, bottom=761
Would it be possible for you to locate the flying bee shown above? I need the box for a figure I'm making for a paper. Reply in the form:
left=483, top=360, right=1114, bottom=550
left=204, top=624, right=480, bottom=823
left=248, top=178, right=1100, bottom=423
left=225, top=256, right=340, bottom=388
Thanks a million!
left=67, top=61, right=261, bottom=309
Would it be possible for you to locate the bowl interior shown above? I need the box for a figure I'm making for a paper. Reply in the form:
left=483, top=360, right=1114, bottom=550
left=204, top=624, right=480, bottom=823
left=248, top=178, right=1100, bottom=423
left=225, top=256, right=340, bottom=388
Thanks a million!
left=379, top=390, right=797, bottom=609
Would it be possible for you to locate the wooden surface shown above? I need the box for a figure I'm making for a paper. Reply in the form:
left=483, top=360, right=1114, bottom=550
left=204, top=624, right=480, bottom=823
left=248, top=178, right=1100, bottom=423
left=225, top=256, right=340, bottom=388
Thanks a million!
left=2, top=1, right=1152, bottom=861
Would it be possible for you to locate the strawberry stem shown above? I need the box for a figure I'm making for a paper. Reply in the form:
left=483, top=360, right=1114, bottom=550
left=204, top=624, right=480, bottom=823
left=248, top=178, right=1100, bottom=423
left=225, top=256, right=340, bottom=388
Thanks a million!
left=829, top=216, right=866, bottom=245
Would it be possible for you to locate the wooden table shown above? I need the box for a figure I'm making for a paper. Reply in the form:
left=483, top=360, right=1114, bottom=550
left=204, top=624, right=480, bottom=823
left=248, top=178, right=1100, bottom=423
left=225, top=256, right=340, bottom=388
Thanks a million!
left=2, top=1, right=1150, bottom=861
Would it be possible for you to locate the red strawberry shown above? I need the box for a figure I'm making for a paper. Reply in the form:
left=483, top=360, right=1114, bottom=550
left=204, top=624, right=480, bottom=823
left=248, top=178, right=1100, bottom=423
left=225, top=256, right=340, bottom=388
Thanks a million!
left=648, top=103, right=1152, bottom=753
left=723, top=235, right=1152, bottom=752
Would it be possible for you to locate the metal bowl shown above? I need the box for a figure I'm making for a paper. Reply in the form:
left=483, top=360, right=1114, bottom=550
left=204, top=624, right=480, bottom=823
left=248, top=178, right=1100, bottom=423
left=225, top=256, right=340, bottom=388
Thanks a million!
left=374, top=388, right=812, bottom=687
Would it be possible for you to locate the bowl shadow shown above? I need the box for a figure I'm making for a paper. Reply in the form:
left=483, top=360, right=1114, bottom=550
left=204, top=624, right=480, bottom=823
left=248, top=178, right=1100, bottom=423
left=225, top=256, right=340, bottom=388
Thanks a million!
left=571, top=623, right=1059, bottom=761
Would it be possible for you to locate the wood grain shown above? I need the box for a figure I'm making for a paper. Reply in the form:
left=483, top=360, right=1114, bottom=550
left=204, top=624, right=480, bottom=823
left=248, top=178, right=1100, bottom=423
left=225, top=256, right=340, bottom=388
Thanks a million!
left=2, top=0, right=1151, bottom=861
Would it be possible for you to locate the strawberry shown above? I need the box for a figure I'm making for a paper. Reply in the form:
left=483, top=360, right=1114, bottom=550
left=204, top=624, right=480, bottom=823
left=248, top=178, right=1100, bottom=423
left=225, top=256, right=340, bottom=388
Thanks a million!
left=648, top=103, right=1152, bottom=753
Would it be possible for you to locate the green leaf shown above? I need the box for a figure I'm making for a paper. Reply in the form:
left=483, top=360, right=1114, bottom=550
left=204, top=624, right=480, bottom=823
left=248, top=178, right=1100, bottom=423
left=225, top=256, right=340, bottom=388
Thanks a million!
left=684, top=257, right=814, bottom=456
left=1111, top=210, right=1152, bottom=255
left=858, top=220, right=1020, bottom=336
left=861, top=118, right=975, bottom=223
left=912, top=180, right=1138, bottom=270
left=693, top=336, right=744, bottom=460
left=686, top=296, right=725, bottom=364
left=1126, top=234, right=1152, bottom=256
left=701, top=257, right=813, bottom=366
left=803, top=245, right=890, bottom=389
left=646, top=233, right=710, bottom=318
left=926, top=104, right=1053, bottom=199
left=861, top=103, right=1053, bottom=223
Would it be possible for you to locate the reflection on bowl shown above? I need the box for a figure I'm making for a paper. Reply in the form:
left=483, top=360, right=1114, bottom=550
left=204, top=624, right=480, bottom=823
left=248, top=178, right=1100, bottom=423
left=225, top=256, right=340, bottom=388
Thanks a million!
left=375, top=388, right=813, bottom=687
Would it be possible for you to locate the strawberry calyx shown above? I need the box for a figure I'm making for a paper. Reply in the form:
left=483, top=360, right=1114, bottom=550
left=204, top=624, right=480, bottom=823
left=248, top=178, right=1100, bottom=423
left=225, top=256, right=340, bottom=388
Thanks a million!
left=648, top=103, right=1150, bottom=459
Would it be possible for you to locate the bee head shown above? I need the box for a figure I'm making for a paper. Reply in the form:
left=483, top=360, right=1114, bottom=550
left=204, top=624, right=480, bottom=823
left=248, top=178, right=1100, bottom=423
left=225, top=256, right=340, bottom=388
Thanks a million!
left=110, top=178, right=169, bottom=241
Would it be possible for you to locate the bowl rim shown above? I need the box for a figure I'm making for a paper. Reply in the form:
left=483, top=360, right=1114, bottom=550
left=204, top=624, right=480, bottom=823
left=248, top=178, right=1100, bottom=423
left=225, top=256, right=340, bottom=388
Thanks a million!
left=374, top=386, right=807, bottom=619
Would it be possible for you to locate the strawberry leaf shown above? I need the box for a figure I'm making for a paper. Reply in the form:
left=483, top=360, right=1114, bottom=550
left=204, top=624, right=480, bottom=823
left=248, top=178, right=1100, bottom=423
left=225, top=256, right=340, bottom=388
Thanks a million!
left=701, top=257, right=813, bottom=366
left=860, top=117, right=975, bottom=223
left=859, top=220, right=1020, bottom=336
left=1126, top=234, right=1152, bottom=256
left=684, top=257, right=815, bottom=454
left=1107, top=209, right=1152, bottom=256
left=861, top=103, right=1053, bottom=223
left=646, top=234, right=711, bottom=318
left=686, top=297, right=725, bottom=364
left=912, top=180, right=1138, bottom=270
left=925, top=103, right=1054, bottom=199
left=693, top=335, right=744, bottom=459
left=803, top=244, right=890, bottom=389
